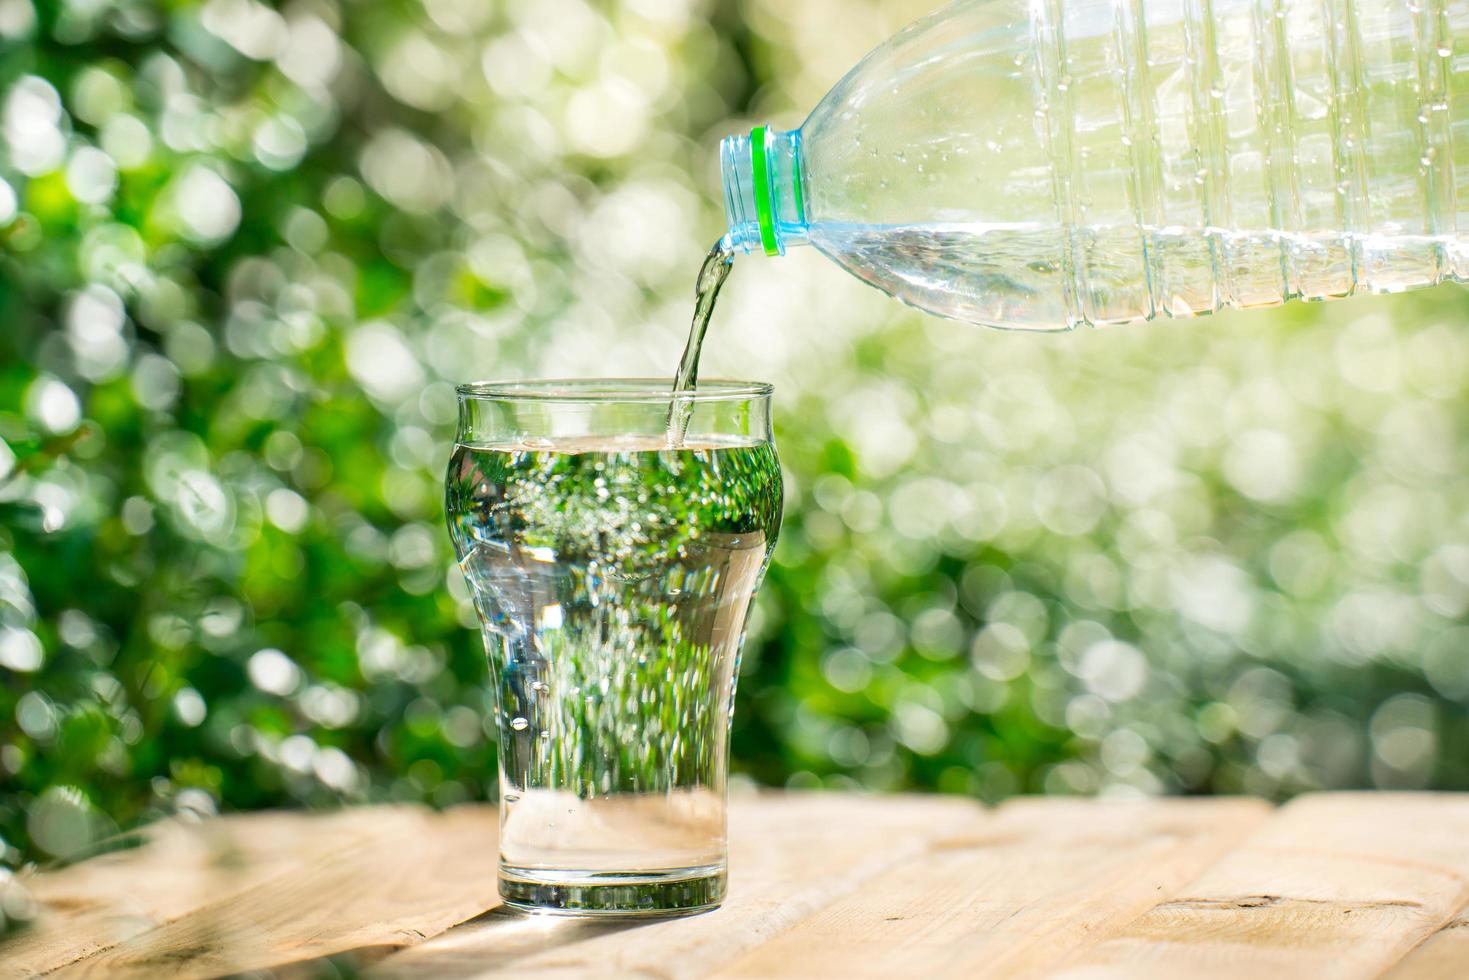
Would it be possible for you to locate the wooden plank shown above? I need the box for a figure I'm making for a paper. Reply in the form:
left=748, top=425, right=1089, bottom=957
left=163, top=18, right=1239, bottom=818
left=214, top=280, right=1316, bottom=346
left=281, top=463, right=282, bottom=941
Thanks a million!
left=19, top=793, right=1469, bottom=980
left=0, top=806, right=419, bottom=977
left=1386, top=904, right=1469, bottom=980
left=1055, top=793, right=1469, bottom=979
left=712, top=796, right=1271, bottom=979
left=372, top=791, right=983, bottom=980
left=36, top=805, right=499, bottom=980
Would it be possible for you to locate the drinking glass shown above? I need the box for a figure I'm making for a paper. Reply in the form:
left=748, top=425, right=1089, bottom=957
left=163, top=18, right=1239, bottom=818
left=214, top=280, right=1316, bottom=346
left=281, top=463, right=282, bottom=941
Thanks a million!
left=445, top=379, right=782, bottom=915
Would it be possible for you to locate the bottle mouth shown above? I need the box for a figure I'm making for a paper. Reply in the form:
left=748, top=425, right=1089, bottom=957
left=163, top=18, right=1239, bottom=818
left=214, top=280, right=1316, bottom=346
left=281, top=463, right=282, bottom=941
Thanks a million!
left=720, top=131, right=764, bottom=254
left=720, top=126, right=809, bottom=256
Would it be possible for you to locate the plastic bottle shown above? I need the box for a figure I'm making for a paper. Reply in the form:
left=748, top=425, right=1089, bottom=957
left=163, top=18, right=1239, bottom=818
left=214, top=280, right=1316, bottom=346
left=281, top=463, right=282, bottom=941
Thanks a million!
left=720, top=0, right=1469, bottom=331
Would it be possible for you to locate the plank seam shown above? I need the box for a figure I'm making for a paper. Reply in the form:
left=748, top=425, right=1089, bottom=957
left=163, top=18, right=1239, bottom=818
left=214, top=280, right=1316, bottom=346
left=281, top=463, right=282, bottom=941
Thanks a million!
left=1376, top=886, right=1469, bottom=977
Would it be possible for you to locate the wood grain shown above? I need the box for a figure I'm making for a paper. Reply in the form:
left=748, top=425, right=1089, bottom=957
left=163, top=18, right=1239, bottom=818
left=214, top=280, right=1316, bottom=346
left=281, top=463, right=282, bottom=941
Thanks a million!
left=8, top=792, right=1469, bottom=980
left=372, top=791, right=982, bottom=980
left=2, top=806, right=414, bottom=977
left=1386, top=904, right=1469, bottom=980
left=1054, top=793, right=1469, bottom=980
left=712, top=796, right=1271, bottom=979
left=37, top=806, right=498, bottom=980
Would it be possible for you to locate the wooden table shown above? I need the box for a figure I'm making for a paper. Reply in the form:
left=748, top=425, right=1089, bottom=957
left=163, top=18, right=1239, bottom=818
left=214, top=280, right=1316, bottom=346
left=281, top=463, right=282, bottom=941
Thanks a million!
left=4, top=791, right=1467, bottom=978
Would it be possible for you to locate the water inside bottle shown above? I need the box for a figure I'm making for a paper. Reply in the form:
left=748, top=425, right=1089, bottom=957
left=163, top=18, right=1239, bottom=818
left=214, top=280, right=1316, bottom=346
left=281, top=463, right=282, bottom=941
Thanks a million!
left=811, top=221, right=1466, bottom=330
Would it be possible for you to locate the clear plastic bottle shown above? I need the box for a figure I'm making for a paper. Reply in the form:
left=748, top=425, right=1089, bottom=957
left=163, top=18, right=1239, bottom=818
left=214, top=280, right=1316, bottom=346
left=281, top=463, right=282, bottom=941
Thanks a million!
left=721, top=0, right=1469, bottom=330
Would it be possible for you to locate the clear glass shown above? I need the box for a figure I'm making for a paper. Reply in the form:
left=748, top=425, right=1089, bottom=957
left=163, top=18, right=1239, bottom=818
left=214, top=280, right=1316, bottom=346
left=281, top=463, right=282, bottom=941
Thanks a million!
left=724, top=0, right=1469, bottom=330
left=445, top=379, right=782, bottom=916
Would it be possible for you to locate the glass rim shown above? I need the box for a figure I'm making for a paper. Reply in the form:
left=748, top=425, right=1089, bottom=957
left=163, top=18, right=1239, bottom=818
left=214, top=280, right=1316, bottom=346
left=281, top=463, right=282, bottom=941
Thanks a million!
left=455, top=377, right=774, bottom=403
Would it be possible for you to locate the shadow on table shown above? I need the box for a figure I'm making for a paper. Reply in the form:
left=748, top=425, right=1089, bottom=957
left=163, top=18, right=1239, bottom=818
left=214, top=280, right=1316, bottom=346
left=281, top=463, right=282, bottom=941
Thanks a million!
left=312, top=905, right=655, bottom=979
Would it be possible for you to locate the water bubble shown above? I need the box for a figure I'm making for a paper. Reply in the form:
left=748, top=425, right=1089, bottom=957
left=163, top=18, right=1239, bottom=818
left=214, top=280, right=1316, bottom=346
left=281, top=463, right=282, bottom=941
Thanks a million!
left=510, top=716, right=529, bottom=731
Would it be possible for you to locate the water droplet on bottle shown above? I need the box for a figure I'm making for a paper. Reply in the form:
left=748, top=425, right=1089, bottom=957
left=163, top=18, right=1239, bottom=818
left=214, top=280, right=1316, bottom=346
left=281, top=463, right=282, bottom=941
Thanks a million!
left=510, top=717, right=529, bottom=731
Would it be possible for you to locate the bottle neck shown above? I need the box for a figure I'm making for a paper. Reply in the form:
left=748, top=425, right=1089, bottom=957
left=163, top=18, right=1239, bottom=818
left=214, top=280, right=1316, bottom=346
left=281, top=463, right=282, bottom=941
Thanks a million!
left=720, top=126, right=810, bottom=256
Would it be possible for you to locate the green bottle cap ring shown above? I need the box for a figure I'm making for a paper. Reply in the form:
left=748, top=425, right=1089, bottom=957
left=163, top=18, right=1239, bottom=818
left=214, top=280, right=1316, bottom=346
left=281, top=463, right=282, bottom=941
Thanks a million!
left=791, top=140, right=805, bottom=224
left=750, top=125, right=779, bottom=256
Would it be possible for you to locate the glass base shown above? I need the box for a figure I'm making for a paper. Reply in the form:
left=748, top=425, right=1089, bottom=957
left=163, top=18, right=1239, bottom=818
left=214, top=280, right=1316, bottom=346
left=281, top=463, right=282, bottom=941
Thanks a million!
left=498, top=864, right=726, bottom=916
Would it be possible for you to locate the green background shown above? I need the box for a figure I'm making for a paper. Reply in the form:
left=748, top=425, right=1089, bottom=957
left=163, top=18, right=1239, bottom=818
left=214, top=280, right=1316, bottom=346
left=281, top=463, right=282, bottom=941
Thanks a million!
left=2, top=0, right=1467, bottom=882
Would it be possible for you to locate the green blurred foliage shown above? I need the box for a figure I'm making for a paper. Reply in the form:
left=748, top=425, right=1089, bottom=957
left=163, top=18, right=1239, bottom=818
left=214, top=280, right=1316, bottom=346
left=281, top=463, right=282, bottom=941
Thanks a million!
left=0, top=0, right=1467, bottom=879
